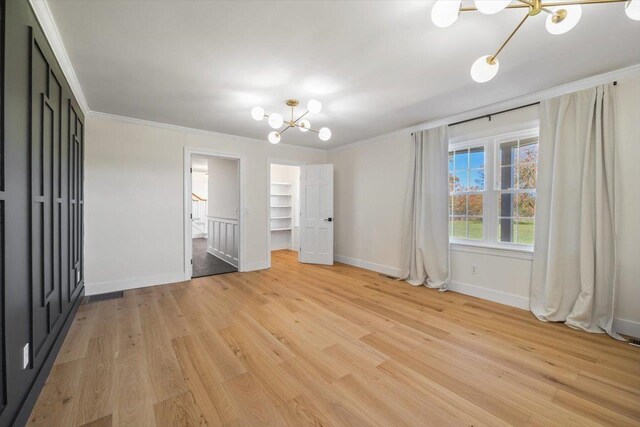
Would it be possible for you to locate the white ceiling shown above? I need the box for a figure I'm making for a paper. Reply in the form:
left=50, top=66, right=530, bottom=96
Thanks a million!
left=47, top=0, right=640, bottom=148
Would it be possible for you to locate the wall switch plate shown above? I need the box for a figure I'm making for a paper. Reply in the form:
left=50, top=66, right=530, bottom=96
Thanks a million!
left=471, top=266, right=477, bottom=275
left=23, top=344, right=29, bottom=369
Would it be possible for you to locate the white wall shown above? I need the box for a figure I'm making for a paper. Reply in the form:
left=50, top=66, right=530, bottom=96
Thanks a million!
left=331, top=133, right=413, bottom=276
left=84, top=115, right=326, bottom=294
left=329, top=73, right=640, bottom=337
left=207, top=157, right=239, bottom=219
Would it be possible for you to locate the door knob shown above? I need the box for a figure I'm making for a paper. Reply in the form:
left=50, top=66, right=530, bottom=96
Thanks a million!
left=324, top=218, right=333, bottom=222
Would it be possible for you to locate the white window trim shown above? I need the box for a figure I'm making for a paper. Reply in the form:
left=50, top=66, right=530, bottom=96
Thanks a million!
left=448, top=126, right=539, bottom=253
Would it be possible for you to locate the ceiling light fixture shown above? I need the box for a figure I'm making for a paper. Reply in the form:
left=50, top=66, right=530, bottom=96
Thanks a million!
left=251, top=99, right=331, bottom=144
left=431, top=0, right=638, bottom=83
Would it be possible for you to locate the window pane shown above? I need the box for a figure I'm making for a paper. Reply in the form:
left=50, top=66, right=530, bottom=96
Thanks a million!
left=454, top=170, right=469, bottom=191
left=454, top=150, right=468, bottom=171
left=516, top=192, right=536, bottom=218
left=468, top=217, right=483, bottom=240
left=469, top=147, right=484, bottom=169
left=516, top=219, right=534, bottom=245
left=498, top=193, right=517, bottom=218
left=448, top=152, right=454, bottom=172
left=499, top=141, right=517, bottom=167
left=499, top=166, right=516, bottom=190
left=448, top=196, right=453, bottom=216
left=468, top=195, right=482, bottom=216
left=517, top=162, right=537, bottom=189
left=498, top=217, right=516, bottom=243
left=452, top=195, right=466, bottom=215
left=452, top=217, right=467, bottom=239
left=470, top=169, right=485, bottom=190
left=518, top=140, right=538, bottom=164
left=449, top=171, right=455, bottom=192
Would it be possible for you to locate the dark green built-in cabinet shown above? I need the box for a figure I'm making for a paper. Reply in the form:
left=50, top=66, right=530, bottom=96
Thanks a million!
left=2, top=0, right=85, bottom=425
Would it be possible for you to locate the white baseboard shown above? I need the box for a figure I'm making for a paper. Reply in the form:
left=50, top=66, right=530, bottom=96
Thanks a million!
left=208, top=248, right=239, bottom=268
left=334, top=255, right=403, bottom=278
left=614, top=318, right=640, bottom=339
left=448, top=280, right=530, bottom=310
left=85, top=272, right=187, bottom=296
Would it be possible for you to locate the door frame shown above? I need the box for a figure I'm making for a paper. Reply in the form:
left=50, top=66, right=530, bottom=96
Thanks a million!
left=184, top=147, right=245, bottom=278
left=266, top=158, right=305, bottom=269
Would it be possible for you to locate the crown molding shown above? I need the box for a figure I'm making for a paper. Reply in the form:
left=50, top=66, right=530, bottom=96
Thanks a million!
left=88, top=111, right=328, bottom=153
left=29, top=0, right=90, bottom=114
left=329, top=64, right=640, bottom=153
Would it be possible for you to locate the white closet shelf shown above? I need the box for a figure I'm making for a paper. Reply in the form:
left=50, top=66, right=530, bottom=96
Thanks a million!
left=271, top=194, right=292, bottom=197
left=271, top=182, right=292, bottom=186
left=271, top=228, right=292, bottom=231
left=271, top=205, right=292, bottom=208
left=271, top=216, right=292, bottom=220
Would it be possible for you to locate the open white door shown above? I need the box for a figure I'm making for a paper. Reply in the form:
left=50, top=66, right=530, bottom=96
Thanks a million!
left=299, top=164, right=333, bottom=265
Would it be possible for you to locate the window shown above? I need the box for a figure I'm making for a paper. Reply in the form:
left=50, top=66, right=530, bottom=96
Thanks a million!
left=448, top=128, right=539, bottom=248
left=449, top=147, right=485, bottom=240
left=496, top=137, right=537, bottom=245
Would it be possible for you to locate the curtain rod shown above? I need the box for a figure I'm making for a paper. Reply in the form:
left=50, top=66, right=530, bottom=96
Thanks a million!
left=447, top=101, right=540, bottom=127
left=411, top=81, right=617, bottom=134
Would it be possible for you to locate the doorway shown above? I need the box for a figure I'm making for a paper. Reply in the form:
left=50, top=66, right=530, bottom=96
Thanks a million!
left=269, top=163, right=301, bottom=256
left=268, top=161, right=334, bottom=267
left=185, top=149, right=243, bottom=278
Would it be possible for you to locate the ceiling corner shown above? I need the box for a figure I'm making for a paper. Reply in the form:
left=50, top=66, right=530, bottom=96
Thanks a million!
left=29, top=0, right=90, bottom=114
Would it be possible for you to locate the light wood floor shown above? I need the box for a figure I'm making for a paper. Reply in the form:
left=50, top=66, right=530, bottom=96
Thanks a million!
left=29, top=250, right=640, bottom=426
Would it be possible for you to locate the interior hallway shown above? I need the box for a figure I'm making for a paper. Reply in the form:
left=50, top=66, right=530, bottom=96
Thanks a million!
left=191, top=237, right=237, bottom=278
left=28, top=250, right=640, bottom=426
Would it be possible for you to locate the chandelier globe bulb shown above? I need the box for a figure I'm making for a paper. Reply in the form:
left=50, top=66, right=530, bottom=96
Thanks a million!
left=625, top=0, right=640, bottom=20
left=268, top=113, right=284, bottom=129
left=431, top=0, right=462, bottom=28
left=545, top=5, right=582, bottom=34
left=268, top=131, right=281, bottom=144
left=318, top=127, right=332, bottom=141
left=470, top=55, right=500, bottom=83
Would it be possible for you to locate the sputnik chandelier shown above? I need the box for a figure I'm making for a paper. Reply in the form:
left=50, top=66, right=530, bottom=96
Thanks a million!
left=431, top=0, right=640, bottom=83
left=251, top=99, right=331, bottom=144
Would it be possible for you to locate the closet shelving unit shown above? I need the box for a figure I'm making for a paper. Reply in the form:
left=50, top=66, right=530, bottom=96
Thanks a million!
left=270, top=182, right=293, bottom=232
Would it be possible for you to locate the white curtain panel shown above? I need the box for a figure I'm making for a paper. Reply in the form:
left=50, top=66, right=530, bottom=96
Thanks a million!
left=531, top=83, right=621, bottom=339
left=402, top=126, right=450, bottom=289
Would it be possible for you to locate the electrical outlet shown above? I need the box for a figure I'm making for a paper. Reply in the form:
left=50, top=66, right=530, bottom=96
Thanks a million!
left=471, top=265, right=477, bottom=275
left=23, top=343, right=29, bottom=369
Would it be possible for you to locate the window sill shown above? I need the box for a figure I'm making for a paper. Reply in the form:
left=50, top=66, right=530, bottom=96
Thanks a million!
left=450, top=241, right=533, bottom=260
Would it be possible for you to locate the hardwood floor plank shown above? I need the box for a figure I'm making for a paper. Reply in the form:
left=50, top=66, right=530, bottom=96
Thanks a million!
left=140, top=315, right=188, bottom=403
left=172, top=334, right=240, bottom=425
left=112, top=347, right=156, bottom=426
left=28, top=360, right=83, bottom=426
left=153, top=391, right=207, bottom=426
left=30, top=251, right=640, bottom=426
left=74, top=335, right=116, bottom=426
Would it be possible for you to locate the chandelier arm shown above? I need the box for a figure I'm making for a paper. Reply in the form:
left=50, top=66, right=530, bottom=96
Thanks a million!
left=293, top=110, right=309, bottom=124
left=279, top=124, right=293, bottom=135
left=460, top=3, right=530, bottom=11
left=540, top=0, right=626, bottom=5
left=490, top=11, right=530, bottom=62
